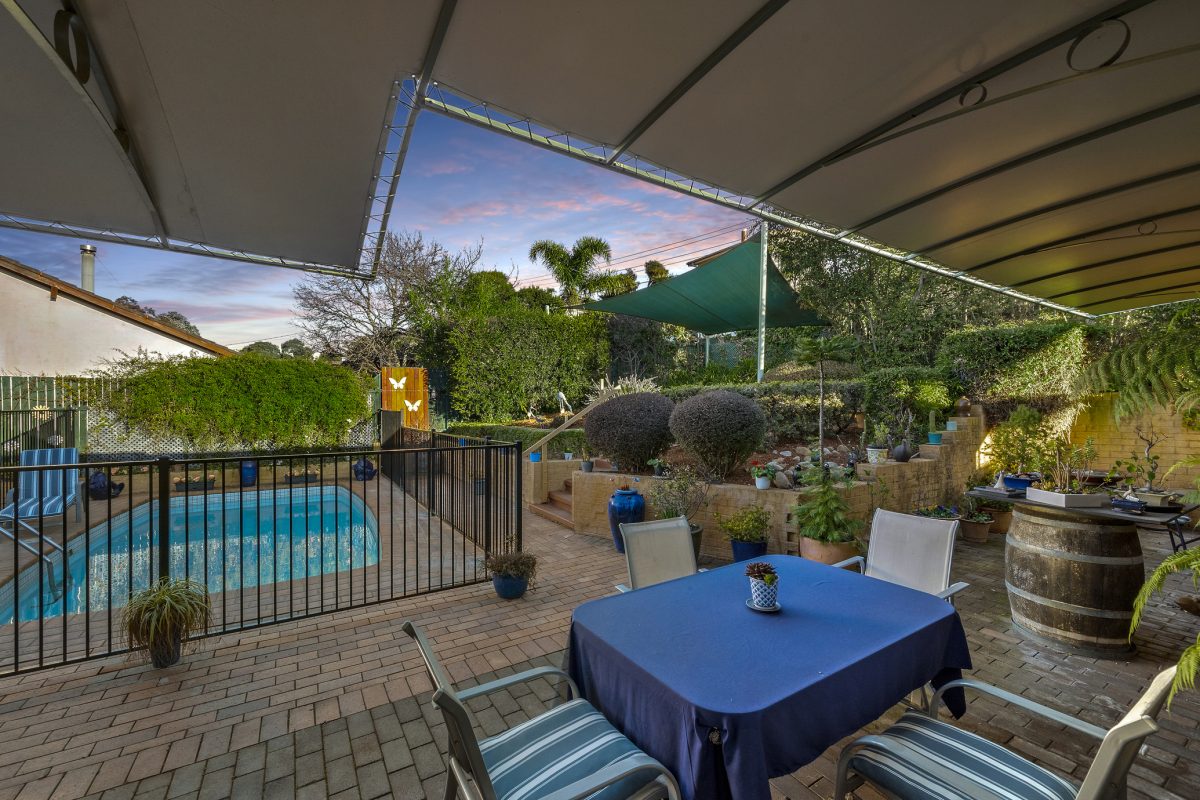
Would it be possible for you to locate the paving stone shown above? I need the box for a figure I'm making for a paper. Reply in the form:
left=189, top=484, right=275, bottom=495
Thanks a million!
left=294, top=752, right=324, bottom=789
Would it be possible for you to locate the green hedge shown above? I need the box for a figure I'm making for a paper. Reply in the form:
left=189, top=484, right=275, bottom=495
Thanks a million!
left=444, top=423, right=587, bottom=458
left=447, top=310, right=608, bottom=421
left=661, top=381, right=864, bottom=443
left=96, top=353, right=370, bottom=449
left=935, top=321, right=1090, bottom=422
left=862, top=367, right=953, bottom=438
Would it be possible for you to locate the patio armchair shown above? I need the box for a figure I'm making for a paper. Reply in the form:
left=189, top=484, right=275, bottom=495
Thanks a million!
left=1, top=448, right=82, bottom=534
left=834, top=665, right=1177, bottom=800
left=616, top=517, right=699, bottom=593
left=833, top=509, right=969, bottom=604
left=400, top=621, right=681, bottom=800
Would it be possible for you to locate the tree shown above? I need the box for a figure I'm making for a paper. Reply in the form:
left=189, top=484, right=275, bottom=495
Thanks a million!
left=792, top=334, right=857, bottom=449
left=243, top=341, right=282, bottom=358
left=280, top=338, right=313, bottom=359
left=114, top=296, right=202, bottom=337
left=294, top=230, right=481, bottom=371
left=602, top=269, right=638, bottom=298
left=644, top=260, right=669, bottom=285
left=527, top=236, right=626, bottom=305
left=515, top=285, right=563, bottom=311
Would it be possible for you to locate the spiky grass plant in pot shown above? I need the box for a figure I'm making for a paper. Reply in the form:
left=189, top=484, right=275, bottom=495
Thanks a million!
left=123, top=578, right=210, bottom=668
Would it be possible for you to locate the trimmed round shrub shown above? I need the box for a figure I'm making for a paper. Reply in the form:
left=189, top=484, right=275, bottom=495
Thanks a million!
left=669, top=390, right=767, bottom=480
left=583, top=392, right=674, bottom=469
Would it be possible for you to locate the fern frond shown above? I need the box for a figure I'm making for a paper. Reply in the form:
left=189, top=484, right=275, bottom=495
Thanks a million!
left=1167, top=634, right=1200, bottom=707
left=1130, top=549, right=1200, bottom=635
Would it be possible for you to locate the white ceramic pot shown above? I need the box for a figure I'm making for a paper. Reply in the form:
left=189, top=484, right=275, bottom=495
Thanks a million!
left=866, top=446, right=888, bottom=464
left=755, top=476, right=771, bottom=490
left=749, top=577, right=778, bottom=609
left=1025, top=486, right=1107, bottom=508
left=562, top=452, right=573, bottom=460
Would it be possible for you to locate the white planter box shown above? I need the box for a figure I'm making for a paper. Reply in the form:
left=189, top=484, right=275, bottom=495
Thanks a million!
left=1025, top=486, right=1108, bottom=508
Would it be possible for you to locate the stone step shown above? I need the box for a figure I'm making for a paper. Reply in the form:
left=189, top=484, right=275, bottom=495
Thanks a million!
left=530, top=501, right=573, bottom=528
left=548, top=489, right=573, bottom=512
left=564, top=477, right=573, bottom=491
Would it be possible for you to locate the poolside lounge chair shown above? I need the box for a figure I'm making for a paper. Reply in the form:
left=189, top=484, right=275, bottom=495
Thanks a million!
left=401, top=621, right=680, bottom=800
left=834, top=666, right=1177, bottom=800
left=834, top=508, right=969, bottom=604
left=616, top=517, right=699, bottom=593
left=1, top=448, right=82, bottom=532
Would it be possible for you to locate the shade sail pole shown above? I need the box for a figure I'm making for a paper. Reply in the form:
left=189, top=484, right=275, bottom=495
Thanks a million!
left=704, top=335, right=711, bottom=367
left=756, top=222, right=768, bottom=382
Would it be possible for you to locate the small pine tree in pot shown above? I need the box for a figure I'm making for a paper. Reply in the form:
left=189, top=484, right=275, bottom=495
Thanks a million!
left=123, top=578, right=210, bottom=668
left=791, top=470, right=863, bottom=565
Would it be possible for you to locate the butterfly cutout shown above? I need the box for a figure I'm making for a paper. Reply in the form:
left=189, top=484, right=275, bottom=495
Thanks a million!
left=388, top=376, right=407, bottom=390
left=404, top=399, right=422, bottom=412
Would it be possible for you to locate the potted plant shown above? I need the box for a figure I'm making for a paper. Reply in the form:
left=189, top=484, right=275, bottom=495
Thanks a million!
left=1109, top=425, right=1180, bottom=508
left=749, top=461, right=777, bottom=490
left=1027, top=437, right=1106, bottom=508
left=285, top=468, right=320, bottom=485
left=647, top=458, right=666, bottom=477
left=957, top=496, right=993, bottom=543
left=927, top=410, right=942, bottom=444
left=123, top=578, right=210, bottom=668
left=745, top=561, right=780, bottom=611
left=175, top=472, right=216, bottom=491
left=562, top=450, right=574, bottom=460
left=607, top=484, right=645, bottom=553
left=913, top=505, right=960, bottom=520
left=580, top=445, right=595, bottom=473
left=791, top=469, right=862, bottom=565
left=866, top=422, right=890, bottom=464
left=982, top=405, right=1047, bottom=490
left=647, top=464, right=710, bottom=559
left=717, top=505, right=771, bottom=562
left=981, top=499, right=1013, bottom=533
left=486, top=551, right=537, bottom=600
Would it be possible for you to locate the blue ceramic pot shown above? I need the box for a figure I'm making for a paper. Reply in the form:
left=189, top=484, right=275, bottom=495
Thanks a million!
left=352, top=457, right=377, bottom=481
left=730, top=540, right=768, bottom=562
left=1002, top=474, right=1037, bottom=491
left=239, top=460, right=258, bottom=487
left=607, top=489, right=645, bottom=553
left=928, top=432, right=943, bottom=445
left=492, top=574, right=528, bottom=600
left=529, top=452, right=542, bottom=463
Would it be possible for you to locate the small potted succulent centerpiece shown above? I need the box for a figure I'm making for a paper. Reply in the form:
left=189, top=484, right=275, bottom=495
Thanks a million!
left=866, top=422, right=890, bottom=464
left=982, top=405, right=1047, bottom=491
left=718, top=505, right=771, bottom=562
left=648, top=458, right=666, bottom=477
left=1109, top=426, right=1180, bottom=509
left=175, top=472, right=216, bottom=491
left=1026, top=437, right=1106, bottom=508
left=486, top=551, right=537, bottom=600
left=749, top=460, right=777, bottom=490
left=123, top=578, right=210, bottom=668
left=745, top=561, right=780, bottom=612
left=957, top=496, right=993, bottom=543
left=647, top=464, right=710, bottom=559
left=791, top=469, right=862, bottom=564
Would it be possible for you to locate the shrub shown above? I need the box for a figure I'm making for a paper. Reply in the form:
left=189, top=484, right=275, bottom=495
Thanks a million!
left=444, top=423, right=586, bottom=458
left=862, top=367, right=952, bottom=440
left=669, top=390, right=766, bottom=479
left=583, top=392, right=674, bottom=469
left=94, top=352, right=370, bottom=449
left=716, top=505, right=771, bottom=542
left=485, top=552, right=538, bottom=583
left=791, top=471, right=861, bottom=544
left=662, top=381, right=863, bottom=444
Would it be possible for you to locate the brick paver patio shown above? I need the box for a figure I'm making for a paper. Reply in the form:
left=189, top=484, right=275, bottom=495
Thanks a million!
left=0, top=511, right=1195, bottom=799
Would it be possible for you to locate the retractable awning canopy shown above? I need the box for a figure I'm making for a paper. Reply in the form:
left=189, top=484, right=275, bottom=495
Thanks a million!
left=583, top=237, right=824, bottom=335
left=3, top=1, right=1199, bottom=311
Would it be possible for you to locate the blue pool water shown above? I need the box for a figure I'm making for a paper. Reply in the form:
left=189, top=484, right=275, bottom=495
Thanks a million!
left=3, top=486, right=379, bottom=624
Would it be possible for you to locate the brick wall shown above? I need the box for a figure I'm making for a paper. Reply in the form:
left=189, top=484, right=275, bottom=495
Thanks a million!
left=523, top=457, right=582, bottom=505
left=1069, top=394, right=1200, bottom=490
left=568, top=410, right=986, bottom=561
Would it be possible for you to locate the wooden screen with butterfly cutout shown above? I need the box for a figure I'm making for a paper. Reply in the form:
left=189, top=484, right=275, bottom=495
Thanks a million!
left=381, top=367, right=430, bottom=429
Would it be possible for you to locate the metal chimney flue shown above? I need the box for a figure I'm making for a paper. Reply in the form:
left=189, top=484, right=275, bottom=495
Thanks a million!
left=80, top=245, right=96, bottom=293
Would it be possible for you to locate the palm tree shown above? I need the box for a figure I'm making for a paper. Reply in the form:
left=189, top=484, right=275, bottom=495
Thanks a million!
left=793, top=334, right=858, bottom=452
left=644, top=260, right=669, bottom=285
left=528, top=236, right=625, bottom=305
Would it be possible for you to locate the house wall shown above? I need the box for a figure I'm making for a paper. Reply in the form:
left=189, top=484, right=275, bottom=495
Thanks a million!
left=0, top=273, right=208, bottom=375
left=1069, top=394, right=1200, bottom=490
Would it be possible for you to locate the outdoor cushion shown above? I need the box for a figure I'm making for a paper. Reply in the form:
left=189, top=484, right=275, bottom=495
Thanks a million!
left=480, top=697, right=658, bottom=800
left=849, top=711, right=1077, bottom=800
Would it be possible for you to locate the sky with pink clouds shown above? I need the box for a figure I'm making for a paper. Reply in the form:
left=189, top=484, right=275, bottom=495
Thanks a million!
left=0, top=113, right=751, bottom=348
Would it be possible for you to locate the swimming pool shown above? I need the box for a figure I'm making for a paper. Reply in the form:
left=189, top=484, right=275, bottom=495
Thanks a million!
left=2, top=485, right=379, bottom=624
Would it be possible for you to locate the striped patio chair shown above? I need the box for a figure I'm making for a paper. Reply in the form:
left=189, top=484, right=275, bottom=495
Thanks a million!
left=401, top=621, right=680, bottom=800
left=834, top=666, right=1177, bottom=800
left=1, top=448, right=81, bottom=530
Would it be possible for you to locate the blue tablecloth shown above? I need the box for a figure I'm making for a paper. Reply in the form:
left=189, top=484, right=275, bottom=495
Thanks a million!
left=567, top=555, right=972, bottom=800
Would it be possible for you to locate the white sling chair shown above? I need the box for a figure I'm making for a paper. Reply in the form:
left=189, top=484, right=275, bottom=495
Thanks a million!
left=616, top=517, right=698, bottom=593
left=834, top=508, right=969, bottom=603
left=835, top=666, right=1177, bottom=800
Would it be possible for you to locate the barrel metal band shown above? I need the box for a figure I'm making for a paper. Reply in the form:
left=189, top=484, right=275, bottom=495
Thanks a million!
left=1006, top=581, right=1134, bottom=619
left=1006, top=536, right=1144, bottom=566
left=1010, top=612, right=1133, bottom=649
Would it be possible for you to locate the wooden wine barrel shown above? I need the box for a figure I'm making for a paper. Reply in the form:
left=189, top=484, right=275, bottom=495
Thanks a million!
left=1004, top=504, right=1144, bottom=655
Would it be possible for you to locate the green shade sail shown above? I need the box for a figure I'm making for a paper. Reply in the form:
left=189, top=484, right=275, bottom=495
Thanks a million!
left=582, top=238, right=826, bottom=335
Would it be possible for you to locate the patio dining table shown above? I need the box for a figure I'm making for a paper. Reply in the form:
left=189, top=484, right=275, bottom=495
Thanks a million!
left=567, top=554, right=972, bottom=800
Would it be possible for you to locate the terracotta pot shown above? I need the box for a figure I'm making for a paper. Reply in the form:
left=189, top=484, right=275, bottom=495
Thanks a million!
left=800, top=538, right=858, bottom=566
left=960, top=518, right=991, bottom=543
left=988, top=509, right=1012, bottom=534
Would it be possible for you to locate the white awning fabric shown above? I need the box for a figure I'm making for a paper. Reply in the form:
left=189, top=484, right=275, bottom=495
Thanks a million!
left=3, top=0, right=1198, bottom=312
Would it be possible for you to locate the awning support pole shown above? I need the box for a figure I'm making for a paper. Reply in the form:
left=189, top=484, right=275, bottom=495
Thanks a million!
left=704, top=335, right=711, bottom=367
left=756, top=221, right=768, bottom=383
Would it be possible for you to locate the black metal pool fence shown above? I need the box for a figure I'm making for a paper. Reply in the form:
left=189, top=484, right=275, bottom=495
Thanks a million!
left=0, top=433, right=519, bottom=674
